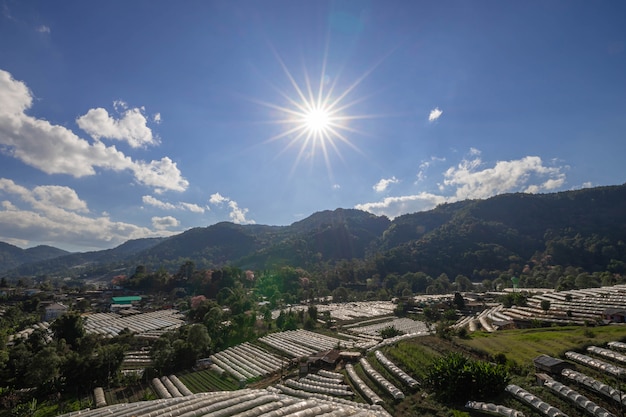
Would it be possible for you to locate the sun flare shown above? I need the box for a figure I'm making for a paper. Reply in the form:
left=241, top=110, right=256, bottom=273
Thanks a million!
left=304, top=107, right=331, bottom=134
left=256, top=51, right=380, bottom=177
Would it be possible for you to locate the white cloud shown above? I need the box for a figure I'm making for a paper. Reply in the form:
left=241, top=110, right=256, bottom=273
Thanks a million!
left=228, top=200, right=255, bottom=225
left=36, top=25, right=50, bottom=33
left=0, top=69, right=187, bottom=193
left=33, top=185, right=89, bottom=212
left=151, top=216, right=180, bottom=230
left=76, top=105, right=157, bottom=148
left=209, top=192, right=255, bottom=224
left=443, top=155, right=566, bottom=200
left=179, top=202, right=206, bottom=213
left=132, top=157, right=188, bottom=193
left=356, top=150, right=568, bottom=219
left=355, top=193, right=447, bottom=219
left=209, top=192, right=228, bottom=205
left=428, top=107, right=443, bottom=122
left=0, top=178, right=170, bottom=250
left=373, top=176, right=399, bottom=193
left=153, top=113, right=161, bottom=124
left=142, top=195, right=176, bottom=210
left=142, top=195, right=206, bottom=213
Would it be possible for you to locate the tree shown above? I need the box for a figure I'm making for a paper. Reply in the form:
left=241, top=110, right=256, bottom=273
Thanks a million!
left=187, top=324, right=210, bottom=357
left=540, top=299, right=551, bottom=313
left=51, top=312, right=85, bottom=348
left=453, top=292, right=466, bottom=310
left=332, top=287, right=349, bottom=302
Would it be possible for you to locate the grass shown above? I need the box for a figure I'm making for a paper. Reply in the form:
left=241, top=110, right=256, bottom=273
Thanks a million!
left=456, top=324, right=626, bottom=365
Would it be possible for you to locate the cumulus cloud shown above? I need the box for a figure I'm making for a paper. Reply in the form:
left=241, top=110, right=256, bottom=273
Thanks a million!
left=0, top=69, right=187, bottom=193
left=209, top=192, right=228, bottom=205
left=209, top=192, right=255, bottom=224
left=428, top=107, right=443, bottom=122
left=373, top=176, right=399, bottom=192
left=443, top=154, right=566, bottom=200
left=142, top=195, right=206, bottom=213
left=153, top=113, right=161, bottom=124
left=0, top=178, right=169, bottom=250
left=151, top=216, right=180, bottom=230
left=356, top=150, right=568, bottom=219
left=77, top=106, right=157, bottom=148
left=355, top=193, right=447, bottom=218
left=142, top=195, right=176, bottom=210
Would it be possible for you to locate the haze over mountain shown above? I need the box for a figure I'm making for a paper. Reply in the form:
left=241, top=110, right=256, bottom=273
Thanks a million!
left=2, top=184, right=625, bottom=281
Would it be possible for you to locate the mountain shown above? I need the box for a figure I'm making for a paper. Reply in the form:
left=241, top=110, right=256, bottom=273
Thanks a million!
left=2, top=238, right=165, bottom=276
left=0, top=243, right=70, bottom=274
left=3, top=184, right=626, bottom=280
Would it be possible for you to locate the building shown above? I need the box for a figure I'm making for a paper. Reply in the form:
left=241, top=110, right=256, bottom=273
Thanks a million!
left=603, top=308, right=626, bottom=323
left=44, top=302, right=68, bottom=321
left=533, top=354, right=575, bottom=375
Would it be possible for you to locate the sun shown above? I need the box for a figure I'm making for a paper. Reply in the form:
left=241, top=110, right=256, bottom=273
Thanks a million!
left=255, top=51, right=380, bottom=177
left=304, top=107, right=331, bottom=134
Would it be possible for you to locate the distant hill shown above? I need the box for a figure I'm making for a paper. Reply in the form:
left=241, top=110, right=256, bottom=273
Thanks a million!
left=0, top=242, right=69, bottom=274
left=2, top=184, right=626, bottom=280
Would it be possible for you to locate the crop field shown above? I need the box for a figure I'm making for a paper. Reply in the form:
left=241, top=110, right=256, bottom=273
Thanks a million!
left=457, top=325, right=626, bottom=365
left=178, top=369, right=239, bottom=393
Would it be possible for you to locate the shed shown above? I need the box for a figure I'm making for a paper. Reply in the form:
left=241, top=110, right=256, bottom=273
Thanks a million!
left=533, top=354, right=575, bottom=375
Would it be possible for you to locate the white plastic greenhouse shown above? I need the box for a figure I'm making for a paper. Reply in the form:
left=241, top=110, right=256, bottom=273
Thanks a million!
left=374, top=350, right=419, bottom=389
left=542, top=376, right=615, bottom=417
left=345, top=363, right=384, bottom=405
left=506, top=384, right=569, bottom=417
left=465, top=401, right=525, bottom=417
left=359, top=358, right=404, bottom=400
left=561, top=368, right=626, bottom=406
left=565, top=351, right=626, bottom=378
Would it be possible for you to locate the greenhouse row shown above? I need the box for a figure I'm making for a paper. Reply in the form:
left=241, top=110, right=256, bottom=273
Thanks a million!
left=345, top=363, right=384, bottom=405
left=542, top=376, right=615, bottom=417
left=152, top=375, right=191, bottom=399
left=565, top=351, right=626, bottom=378
left=258, top=329, right=351, bottom=357
left=465, top=401, right=524, bottom=417
left=347, top=317, right=429, bottom=337
left=561, top=368, right=626, bottom=406
left=83, top=310, right=185, bottom=338
left=284, top=378, right=353, bottom=397
left=210, top=342, right=286, bottom=381
left=506, top=384, right=569, bottom=417
left=359, top=358, right=404, bottom=400
left=268, top=384, right=392, bottom=417
left=374, top=350, right=419, bottom=389
left=587, top=346, right=626, bottom=365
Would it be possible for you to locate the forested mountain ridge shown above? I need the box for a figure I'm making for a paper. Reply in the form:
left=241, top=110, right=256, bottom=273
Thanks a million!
left=2, top=184, right=626, bottom=281
left=0, top=242, right=69, bottom=274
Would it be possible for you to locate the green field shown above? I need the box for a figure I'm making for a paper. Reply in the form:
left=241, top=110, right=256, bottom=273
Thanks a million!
left=456, top=324, right=626, bottom=365
left=178, top=369, right=239, bottom=393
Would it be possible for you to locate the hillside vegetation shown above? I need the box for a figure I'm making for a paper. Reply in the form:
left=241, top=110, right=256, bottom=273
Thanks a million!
left=2, top=184, right=626, bottom=292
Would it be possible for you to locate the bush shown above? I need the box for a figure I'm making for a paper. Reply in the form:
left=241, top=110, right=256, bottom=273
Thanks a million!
left=425, top=352, right=510, bottom=403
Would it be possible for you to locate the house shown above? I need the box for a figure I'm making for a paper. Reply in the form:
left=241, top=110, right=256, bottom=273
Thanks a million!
left=44, top=302, right=68, bottom=321
left=603, top=308, right=626, bottom=323
left=533, top=354, right=575, bottom=375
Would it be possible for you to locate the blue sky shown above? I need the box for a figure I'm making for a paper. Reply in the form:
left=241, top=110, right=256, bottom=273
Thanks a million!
left=1, top=1, right=625, bottom=252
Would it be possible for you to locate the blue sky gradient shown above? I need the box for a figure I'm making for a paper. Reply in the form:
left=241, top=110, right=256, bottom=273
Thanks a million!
left=1, top=1, right=625, bottom=251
